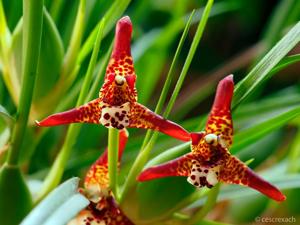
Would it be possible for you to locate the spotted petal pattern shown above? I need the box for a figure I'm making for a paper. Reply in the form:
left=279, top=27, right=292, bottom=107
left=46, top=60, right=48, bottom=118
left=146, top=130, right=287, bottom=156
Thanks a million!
left=138, top=75, right=286, bottom=202
left=206, top=75, right=234, bottom=148
left=36, top=16, right=189, bottom=142
left=69, top=129, right=134, bottom=225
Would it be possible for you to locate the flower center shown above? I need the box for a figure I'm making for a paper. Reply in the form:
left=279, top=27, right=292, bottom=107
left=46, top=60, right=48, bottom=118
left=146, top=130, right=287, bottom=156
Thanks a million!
left=115, top=75, right=126, bottom=85
left=204, top=133, right=218, bottom=146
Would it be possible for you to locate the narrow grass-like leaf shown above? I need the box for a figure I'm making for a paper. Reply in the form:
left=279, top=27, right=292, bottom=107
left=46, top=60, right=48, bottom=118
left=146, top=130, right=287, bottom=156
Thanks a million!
left=6, top=0, right=43, bottom=165
left=232, top=21, right=300, bottom=109
left=0, top=0, right=20, bottom=104
left=269, top=54, right=300, bottom=75
left=78, top=0, right=131, bottom=63
left=141, top=10, right=195, bottom=148
left=20, top=178, right=88, bottom=225
left=148, top=100, right=300, bottom=172
left=132, top=1, right=239, bottom=62
left=164, top=0, right=213, bottom=117
left=37, top=19, right=105, bottom=201
left=287, top=129, right=300, bottom=173
left=120, top=0, right=214, bottom=205
left=231, top=105, right=300, bottom=154
left=172, top=47, right=300, bottom=120
left=259, top=0, right=299, bottom=56
left=61, top=0, right=85, bottom=79
left=135, top=2, right=238, bottom=104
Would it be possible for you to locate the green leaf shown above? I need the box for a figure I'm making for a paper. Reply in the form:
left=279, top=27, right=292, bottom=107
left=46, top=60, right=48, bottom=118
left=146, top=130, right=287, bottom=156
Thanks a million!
left=37, top=18, right=105, bottom=201
left=0, top=104, right=14, bottom=127
left=60, top=0, right=85, bottom=79
left=134, top=2, right=239, bottom=104
left=20, top=177, right=89, bottom=225
left=190, top=174, right=300, bottom=208
left=231, top=105, right=300, bottom=154
left=0, top=104, right=13, bottom=150
left=233, top=21, right=300, bottom=109
left=0, top=164, right=32, bottom=225
left=10, top=8, right=64, bottom=102
left=78, top=0, right=132, bottom=63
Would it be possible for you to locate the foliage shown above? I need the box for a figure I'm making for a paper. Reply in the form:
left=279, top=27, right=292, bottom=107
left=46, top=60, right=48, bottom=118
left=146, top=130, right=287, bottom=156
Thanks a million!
left=0, top=0, right=300, bottom=224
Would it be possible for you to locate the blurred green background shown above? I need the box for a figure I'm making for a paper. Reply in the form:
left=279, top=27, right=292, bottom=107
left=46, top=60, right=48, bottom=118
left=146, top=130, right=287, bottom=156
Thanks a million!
left=1, top=0, right=300, bottom=224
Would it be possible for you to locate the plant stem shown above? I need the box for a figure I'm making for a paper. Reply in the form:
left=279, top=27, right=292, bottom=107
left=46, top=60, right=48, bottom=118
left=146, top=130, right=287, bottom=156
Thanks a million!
left=108, top=128, right=119, bottom=198
left=37, top=19, right=105, bottom=201
left=164, top=0, right=213, bottom=117
left=120, top=0, right=214, bottom=204
left=187, top=184, right=220, bottom=225
left=141, top=10, right=195, bottom=149
left=7, top=0, right=44, bottom=166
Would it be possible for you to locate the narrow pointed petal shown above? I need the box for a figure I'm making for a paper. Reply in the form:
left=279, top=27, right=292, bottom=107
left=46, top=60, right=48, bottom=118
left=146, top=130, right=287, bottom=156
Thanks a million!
left=36, top=99, right=101, bottom=126
left=138, top=153, right=194, bottom=181
left=100, top=16, right=137, bottom=106
left=129, top=103, right=190, bottom=142
left=206, top=75, right=234, bottom=148
left=246, top=168, right=286, bottom=202
left=220, top=155, right=286, bottom=201
left=111, top=16, right=132, bottom=60
left=84, top=129, right=129, bottom=188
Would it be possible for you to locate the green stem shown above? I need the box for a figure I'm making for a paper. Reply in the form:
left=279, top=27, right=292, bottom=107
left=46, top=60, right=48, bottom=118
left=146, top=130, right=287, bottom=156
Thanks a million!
left=108, top=128, right=119, bottom=199
left=7, top=0, right=44, bottom=166
left=49, top=0, right=64, bottom=23
left=120, top=0, right=214, bottom=204
left=187, top=184, right=220, bottom=225
left=141, top=10, right=195, bottom=149
left=37, top=19, right=105, bottom=201
left=164, top=0, right=213, bottom=117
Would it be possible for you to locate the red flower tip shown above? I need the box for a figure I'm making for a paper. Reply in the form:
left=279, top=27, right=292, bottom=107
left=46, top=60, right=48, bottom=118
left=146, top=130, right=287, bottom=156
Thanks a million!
left=112, top=16, right=133, bottom=59
left=246, top=169, right=286, bottom=202
left=212, top=74, right=234, bottom=111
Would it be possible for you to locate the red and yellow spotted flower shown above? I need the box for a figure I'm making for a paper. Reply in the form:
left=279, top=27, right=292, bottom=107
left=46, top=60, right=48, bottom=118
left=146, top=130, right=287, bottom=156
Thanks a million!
left=138, top=75, right=286, bottom=202
left=69, top=129, right=134, bottom=225
left=36, top=16, right=189, bottom=142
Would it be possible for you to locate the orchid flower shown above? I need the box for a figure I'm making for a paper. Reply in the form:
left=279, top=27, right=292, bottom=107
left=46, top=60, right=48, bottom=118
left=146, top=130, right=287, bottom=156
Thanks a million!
left=36, top=16, right=190, bottom=142
left=68, top=129, right=134, bottom=225
left=138, top=75, right=286, bottom=202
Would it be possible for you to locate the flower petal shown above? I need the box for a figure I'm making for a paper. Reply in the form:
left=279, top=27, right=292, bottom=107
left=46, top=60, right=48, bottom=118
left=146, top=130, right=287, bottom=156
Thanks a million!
left=111, top=16, right=132, bottom=60
left=68, top=198, right=134, bottom=225
left=128, top=103, right=190, bottom=142
left=36, top=99, right=101, bottom=126
left=100, top=16, right=137, bottom=107
left=138, top=153, right=194, bottom=181
left=220, top=155, right=286, bottom=201
left=206, top=75, right=234, bottom=148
